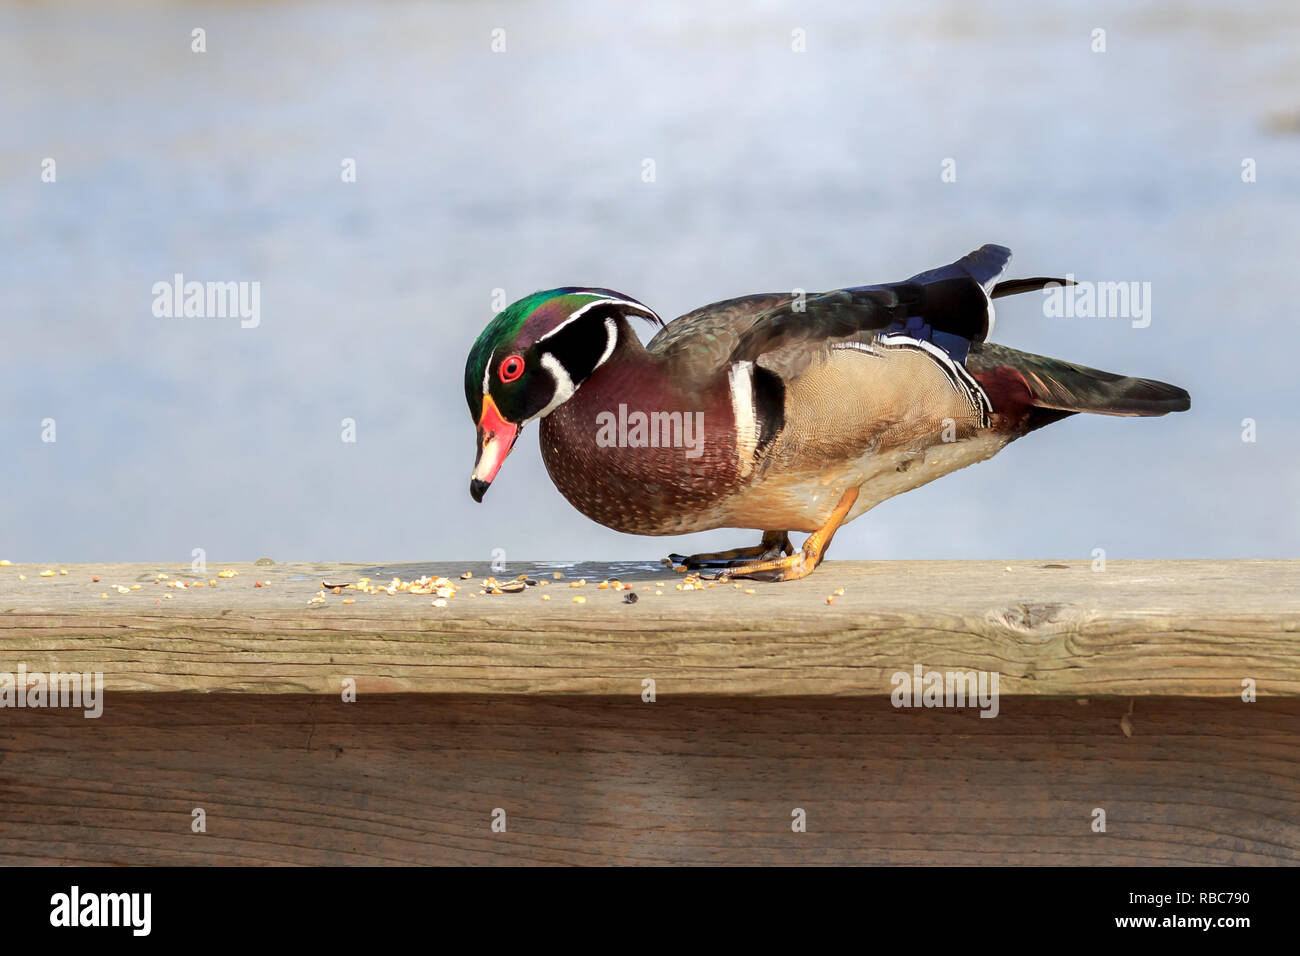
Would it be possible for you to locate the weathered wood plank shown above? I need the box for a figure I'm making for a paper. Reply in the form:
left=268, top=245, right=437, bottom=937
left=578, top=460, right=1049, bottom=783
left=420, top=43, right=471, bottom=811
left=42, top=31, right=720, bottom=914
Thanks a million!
left=0, top=694, right=1295, bottom=865
left=1, top=560, right=1296, bottom=697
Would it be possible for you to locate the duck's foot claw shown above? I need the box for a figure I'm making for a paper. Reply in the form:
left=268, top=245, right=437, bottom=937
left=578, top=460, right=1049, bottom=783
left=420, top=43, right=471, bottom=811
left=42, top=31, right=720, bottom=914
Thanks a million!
left=707, top=488, right=861, bottom=584
left=716, top=551, right=813, bottom=583
left=666, top=532, right=792, bottom=571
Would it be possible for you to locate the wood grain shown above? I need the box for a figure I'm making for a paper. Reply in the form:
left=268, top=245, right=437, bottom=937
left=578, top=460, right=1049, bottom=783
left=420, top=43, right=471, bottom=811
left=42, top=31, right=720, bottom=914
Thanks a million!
left=1, top=560, right=1297, bottom=697
left=0, top=694, right=1295, bottom=865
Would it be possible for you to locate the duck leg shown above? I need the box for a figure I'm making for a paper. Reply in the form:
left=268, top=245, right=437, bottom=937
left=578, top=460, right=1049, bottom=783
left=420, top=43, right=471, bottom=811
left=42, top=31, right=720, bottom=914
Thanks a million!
left=668, top=530, right=793, bottom=570
left=717, top=487, right=860, bottom=583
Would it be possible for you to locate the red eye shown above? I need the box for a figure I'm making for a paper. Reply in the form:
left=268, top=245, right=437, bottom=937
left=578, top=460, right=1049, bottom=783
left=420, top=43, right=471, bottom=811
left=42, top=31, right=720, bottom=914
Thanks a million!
left=498, top=355, right=524, bottom=383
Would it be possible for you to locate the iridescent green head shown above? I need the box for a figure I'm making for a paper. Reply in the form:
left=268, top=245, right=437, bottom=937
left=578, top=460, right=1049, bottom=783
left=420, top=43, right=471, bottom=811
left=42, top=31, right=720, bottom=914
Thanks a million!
left=464, top=288, right=661, bottom=501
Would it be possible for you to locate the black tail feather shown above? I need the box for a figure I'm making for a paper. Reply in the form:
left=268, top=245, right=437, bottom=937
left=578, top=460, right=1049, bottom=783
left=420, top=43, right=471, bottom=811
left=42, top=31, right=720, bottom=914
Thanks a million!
left=991, top=277, right=1077, bottom=299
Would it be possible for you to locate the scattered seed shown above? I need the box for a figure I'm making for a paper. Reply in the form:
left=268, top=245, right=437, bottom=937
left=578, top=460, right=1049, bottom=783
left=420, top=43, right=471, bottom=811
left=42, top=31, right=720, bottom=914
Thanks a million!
left=59, top=569, right=68, bottom=576
left=572, top=595, right=586, bottom=604
left=217, top=569, right=237, bottom=578
left=744, top=588, right=756, bottom=595
left=825, top=596, right=834, bottom=605
left=92, top=575, right=100, bottom=583
left=342, top=598, right=355, bottom=605
left=541, top=594, right=550, bottom=601
left=432, top=598, right=448, bottom=608
left=40, top=570, right=54, bottom=577
left=0, top=560, right=10, bottom=566
left=552, top=571, right=565, bottom=580
left=654, top=590, right=663, bottom=596
left=460, top=571, right=473, bottom=579
left=100, top=593, right=107, bottom=599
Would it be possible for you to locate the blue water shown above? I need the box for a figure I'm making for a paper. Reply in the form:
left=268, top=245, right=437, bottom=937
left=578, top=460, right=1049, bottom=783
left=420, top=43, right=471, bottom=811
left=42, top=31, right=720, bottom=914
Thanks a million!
left=2, top=0, right=1298, bottom=563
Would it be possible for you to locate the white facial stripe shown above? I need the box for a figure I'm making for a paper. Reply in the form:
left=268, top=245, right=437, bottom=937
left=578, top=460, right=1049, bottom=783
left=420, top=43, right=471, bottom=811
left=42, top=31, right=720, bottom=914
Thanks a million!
left=728, top=361, right=757, bottom=478
left=482, top=355, right=492, bottom=395
left=536, top=297, right=661, bottom=344
left=527, top=352, right=575, bottom=423
left=595, top=316, right=618, bottom=369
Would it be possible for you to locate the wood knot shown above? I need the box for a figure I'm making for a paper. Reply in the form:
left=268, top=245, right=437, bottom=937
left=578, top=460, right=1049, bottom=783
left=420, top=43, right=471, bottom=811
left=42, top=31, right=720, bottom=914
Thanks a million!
left=989, top=602, right=1077, bottom=634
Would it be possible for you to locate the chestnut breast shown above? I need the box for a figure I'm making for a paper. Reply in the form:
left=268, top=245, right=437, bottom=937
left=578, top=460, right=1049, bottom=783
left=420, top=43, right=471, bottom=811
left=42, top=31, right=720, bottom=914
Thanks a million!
left=539, top=359, right=740, bottom=535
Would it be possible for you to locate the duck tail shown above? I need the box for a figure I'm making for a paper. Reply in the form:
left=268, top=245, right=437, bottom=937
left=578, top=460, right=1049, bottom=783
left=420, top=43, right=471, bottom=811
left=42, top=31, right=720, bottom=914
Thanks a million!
left=968, top=343, right=1190, bottom=419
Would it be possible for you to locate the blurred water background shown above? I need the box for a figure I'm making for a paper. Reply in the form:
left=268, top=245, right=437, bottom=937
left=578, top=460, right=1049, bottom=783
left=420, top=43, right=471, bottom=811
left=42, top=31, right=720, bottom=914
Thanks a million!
left=2, top=0, right=1298, bottom=564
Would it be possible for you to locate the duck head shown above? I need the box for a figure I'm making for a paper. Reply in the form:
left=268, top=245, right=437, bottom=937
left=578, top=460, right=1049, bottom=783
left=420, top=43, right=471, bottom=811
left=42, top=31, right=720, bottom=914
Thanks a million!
left=464, top=288, right=661, bottom=501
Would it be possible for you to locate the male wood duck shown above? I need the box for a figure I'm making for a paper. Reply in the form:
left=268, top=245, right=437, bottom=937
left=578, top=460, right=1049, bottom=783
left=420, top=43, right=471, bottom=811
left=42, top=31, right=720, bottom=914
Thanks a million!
left=464, top=245, right=1189, bottom=581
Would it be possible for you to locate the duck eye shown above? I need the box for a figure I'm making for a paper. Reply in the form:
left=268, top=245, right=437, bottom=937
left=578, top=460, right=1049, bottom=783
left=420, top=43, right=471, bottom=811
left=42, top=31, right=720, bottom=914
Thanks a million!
left=498, top=355, right=525, bottom=383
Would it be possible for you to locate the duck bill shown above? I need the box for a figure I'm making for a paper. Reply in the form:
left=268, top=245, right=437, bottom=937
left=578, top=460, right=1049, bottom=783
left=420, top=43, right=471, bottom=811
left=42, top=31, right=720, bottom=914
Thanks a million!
left=470, top=395, right=520, bottom=502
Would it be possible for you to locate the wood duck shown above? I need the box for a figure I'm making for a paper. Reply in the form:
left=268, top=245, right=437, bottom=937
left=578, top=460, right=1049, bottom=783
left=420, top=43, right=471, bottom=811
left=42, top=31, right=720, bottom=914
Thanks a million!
left=465, top=245, right=1190, bottom=581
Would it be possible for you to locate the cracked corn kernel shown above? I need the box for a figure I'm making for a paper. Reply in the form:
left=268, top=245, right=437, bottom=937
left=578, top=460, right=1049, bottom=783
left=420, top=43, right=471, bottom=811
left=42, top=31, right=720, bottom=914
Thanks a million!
left=100, top=593, right=107, bottom=599
left=431, top=598, right=448, bottom=608
left=40, top=570, right=54, bottom=577
left=572, top=595, right=586, bottom=604
left=745, top=589, right=756, bottom=595
left=59, top=569, right=68, bottom=575
left=217, top=569, right=237, bottom=578
left=541, top=594, right=550, bottom=600
left=342, top=598, right=355, bottom=605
